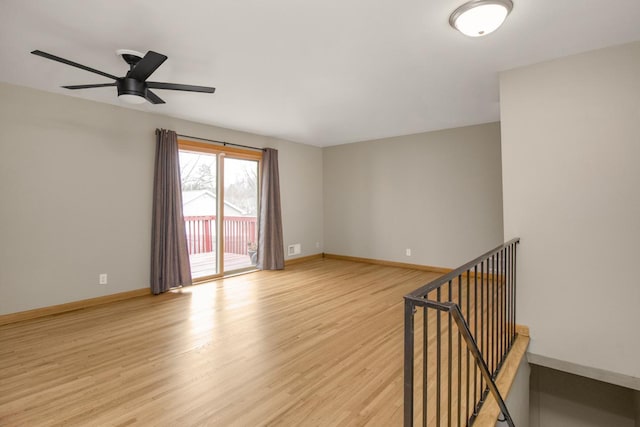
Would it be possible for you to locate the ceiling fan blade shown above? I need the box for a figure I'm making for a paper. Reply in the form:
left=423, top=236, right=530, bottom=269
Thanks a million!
left=145, top=89, right=166, bottom=104
left=62, top=83, right=117, bottom=90
left=127, top=51, right=167, bottom=81
left=147, top=82, right=216, bottom=93
left=31, top=50, right=119, bottom=80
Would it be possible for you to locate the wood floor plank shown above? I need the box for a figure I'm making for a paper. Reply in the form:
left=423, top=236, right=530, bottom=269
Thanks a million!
left=0, top=259, right=441, bottom=426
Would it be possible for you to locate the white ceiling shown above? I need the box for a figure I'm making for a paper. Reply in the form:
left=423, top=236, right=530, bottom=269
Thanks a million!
left=1, top=1, right=640, bottom=147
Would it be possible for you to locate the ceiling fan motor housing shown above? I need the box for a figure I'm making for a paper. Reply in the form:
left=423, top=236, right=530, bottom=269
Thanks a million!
left=117, top=78, right=147, bottom=97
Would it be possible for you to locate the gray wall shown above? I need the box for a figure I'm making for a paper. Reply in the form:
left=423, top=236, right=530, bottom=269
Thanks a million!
left=500, top=41, right=640, bottom=382
left=323, top=123, right=504, bottom=268
left=0, top=82, right=323, bottom=315
left=498, top=357, right=530, bottom=427
left=530, top=365, right=635, bottom=427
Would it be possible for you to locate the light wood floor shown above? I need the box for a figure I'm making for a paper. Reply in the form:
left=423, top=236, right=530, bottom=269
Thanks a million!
left=0, top=258, right=446, bottom=426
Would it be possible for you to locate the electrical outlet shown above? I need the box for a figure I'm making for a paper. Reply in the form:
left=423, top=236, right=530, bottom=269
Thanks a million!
left=99, top=274, right=108, bottom=285
left=405, top=248, right=411, bottom=256
left=315, top=242, right=320, bottom=248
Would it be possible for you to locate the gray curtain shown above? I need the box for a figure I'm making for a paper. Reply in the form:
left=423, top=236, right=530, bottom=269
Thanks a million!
left=150, top=129, right=192, bottom=294
left=257, top=148, right=285, bottom=270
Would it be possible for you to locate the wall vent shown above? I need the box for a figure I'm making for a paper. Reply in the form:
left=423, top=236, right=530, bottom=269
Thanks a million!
left=288, top=243, right=301, bottom=256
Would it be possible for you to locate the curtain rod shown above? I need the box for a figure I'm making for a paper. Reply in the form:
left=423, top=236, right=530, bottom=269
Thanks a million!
left=176, top=133, right=266, bottom=152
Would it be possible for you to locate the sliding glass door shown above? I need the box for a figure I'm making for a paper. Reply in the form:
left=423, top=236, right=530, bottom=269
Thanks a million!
left=179, top=150, right=219, bottom=279
left=223, top=157, right=259, bottom=272
left=178, top=141, right=260, bottom=281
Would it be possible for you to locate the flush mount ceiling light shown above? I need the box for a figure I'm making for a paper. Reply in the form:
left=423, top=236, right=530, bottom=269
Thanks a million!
left=449, top=0, right=513, bottom=37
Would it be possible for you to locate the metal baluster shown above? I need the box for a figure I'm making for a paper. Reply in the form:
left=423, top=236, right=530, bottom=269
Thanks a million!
left=498, top=250, right=503, bottom=365
left=496, top=253, right=500, bottom=373
left=488, top=256, right=492, bottom=377
left=503, top=247, right=507, bottom=354
left=511, top=243, right=515, bottom=341
left=512, top=244, right=515, bottom=342
left=493, top=254, right=497, bottom=375
left=466, top=270, right=471, bottom=423
left=437, top=287, right=442, bottom=427
left=423, top=305, right=428, bottom=427
left=473, top=264, right=478, bottom=416
left=505, top=246, right=510, bottom=350
left=505, top=246, right=509, bottom=346
left=491, top=254, right=496, bottom=376
left=496, top=251, right=500, bottom=369
left=457, top=275, right=462, bottom=427
left=512, top=242, right=517, bottom=342
left=504, top=249, right=507, bottom=355
left=448, top=280, right=452, bottom=427
left=404, top=299, right=415, bottom=427
left=480, top=260, right=485, bottom=401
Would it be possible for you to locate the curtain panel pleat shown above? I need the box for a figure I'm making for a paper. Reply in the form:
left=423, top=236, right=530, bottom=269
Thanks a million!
left=257, top=148, right=284, bottom=270
left=150, top=129, right=192, bottom=294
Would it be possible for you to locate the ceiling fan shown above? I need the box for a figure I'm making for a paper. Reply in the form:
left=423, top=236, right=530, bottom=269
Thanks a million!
left=31, top=49, right=215, bottom=105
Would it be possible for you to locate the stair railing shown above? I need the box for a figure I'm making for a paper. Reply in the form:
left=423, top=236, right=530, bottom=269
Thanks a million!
left=403, top=238, right=520, bottom=426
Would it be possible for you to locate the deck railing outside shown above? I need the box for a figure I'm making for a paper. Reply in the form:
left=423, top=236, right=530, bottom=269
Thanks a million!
left=404, top=238, right=520, bottom=427
left=184, top=215, right=257, bottom=255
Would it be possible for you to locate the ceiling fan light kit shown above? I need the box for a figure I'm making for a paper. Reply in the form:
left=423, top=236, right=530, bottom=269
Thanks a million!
left=449, top=0, right=513, bottom=37
left=118, top=94, right=147, bottom=105
left=117, top=77, right=148, bottom=104
left=30, top=49, right=215, bottom=105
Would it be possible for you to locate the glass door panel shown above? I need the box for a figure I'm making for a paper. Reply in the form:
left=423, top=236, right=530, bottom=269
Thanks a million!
left=179, top=151, right=219, bottom=279
left=223, top=157, right=259, bottom=273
